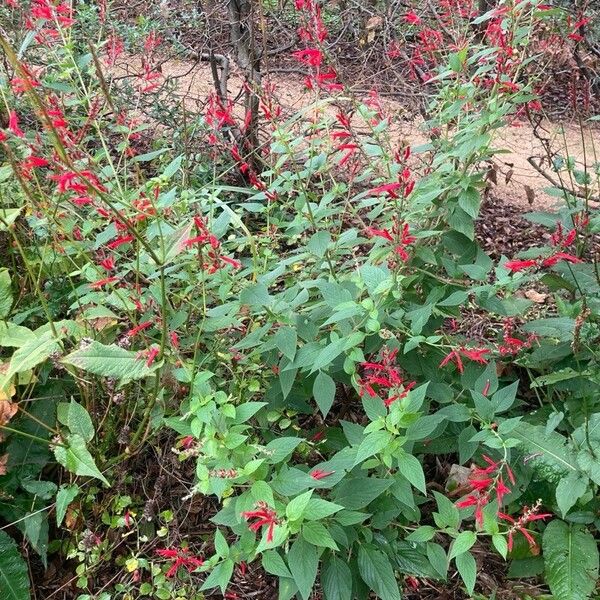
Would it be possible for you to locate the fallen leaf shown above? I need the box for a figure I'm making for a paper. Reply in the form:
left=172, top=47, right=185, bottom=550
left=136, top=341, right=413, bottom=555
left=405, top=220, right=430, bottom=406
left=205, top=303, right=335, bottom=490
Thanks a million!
left=525, top=185, right=536, bottom=205
left=0, top=399, right=18, bottom=426
left=0, top=453, right=8, bottom=475
left=505, top=169, right=514, bottom=184
left=525, top=289, right=548, bottom=303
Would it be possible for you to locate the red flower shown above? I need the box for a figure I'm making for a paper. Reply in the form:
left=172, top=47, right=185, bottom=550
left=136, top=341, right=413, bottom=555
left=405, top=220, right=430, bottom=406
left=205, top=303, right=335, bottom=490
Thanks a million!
left=126, top=321, right=153, bottom=337
left=8, top=111, right=24, bottom=137
left=541, top=252, right=583, bottom=267
left=498, top=505, right=552, bottom=552
left=145, top=346, right=160, bottom=366
left=439, top=349, right=464, bottom=373
left=242, top=503, right=278, bottom=543
left=107, top=235, right=134, bottom=250
left=292, top=48, right=323, bottom=67
left=404, top=11, right=421, bottom=25
left=358, top=346, right=416, bottom=408
left=156, top=547, right=203, bottom=578
left=504, top=259, right=537, bottom=272
left=99, top=257, right=115, bottom=271
left=369, top=182, right=402, bottom=198
left=460, top=346, right=490, bottom=364
left=366, top=226, right=393, bottom=242
left=90, top=276, right=119, bottom=289
left=310, top=469, right=334, bottom=480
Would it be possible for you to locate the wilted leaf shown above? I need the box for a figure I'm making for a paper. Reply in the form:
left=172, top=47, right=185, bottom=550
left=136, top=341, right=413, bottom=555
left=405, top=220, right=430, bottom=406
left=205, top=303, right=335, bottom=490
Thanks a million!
left=0, top=399, right=18, bottom=426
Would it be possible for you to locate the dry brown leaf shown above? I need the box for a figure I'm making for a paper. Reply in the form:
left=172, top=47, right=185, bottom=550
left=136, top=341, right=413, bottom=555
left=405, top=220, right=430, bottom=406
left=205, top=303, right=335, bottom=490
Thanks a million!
left=0, top=399, right=18, bottom=427
left=525, top=185, right=536, bottom=205
left=486, top=165, right=498, bottom=185
left=0, top=454, right=8, bottom=475
left=505, top=168, right=514, bottom=184
left=525, top=289, right=548, bottom=303
left=89, top=317, right=117, bottom=332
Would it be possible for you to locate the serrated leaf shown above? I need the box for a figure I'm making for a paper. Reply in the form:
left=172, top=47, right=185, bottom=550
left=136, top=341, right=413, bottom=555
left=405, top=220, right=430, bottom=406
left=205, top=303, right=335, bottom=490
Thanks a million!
left=354, top=430, right=391, bottom=466
left=455, top=551, right=477, bottom=595
left=262, top=551, right=292, bottom=578
left=397, top=452, right=426, bottom=493
left=0, top=269, right=12, bottom=318
left=200, top=559, right=234, bottom=594
left=357, top=545, right=401, bottom=600
left=512, top=422, right=577, bottom=481
left=322, top=555, right=352, bottom=600
left=543, top=520, right=599, bottom=600
left=53, top=434, right=109, bottom=485
left=288, top=537, right=319, bottom=600
left=5, top=331, right=61, bottom=381
left=0, top=530, right=31, bottom=600
left=275, top=327, right=297, bottom=361
left=313, top=371, right=335, bottom=417
left=556, top=472, right=588, bottom=517
left=304, top=498, right=344, bottom=520
left=56, top=484, right=79, bottom=527
left=286, top=490, right=313, bottom=521
left=449, top=531, right=476, bottom=559
left=62, top=340, right=159, bottom=382
left=302, top=521, right=338, bottom=550
left=57, top=400, right=94, bottom=442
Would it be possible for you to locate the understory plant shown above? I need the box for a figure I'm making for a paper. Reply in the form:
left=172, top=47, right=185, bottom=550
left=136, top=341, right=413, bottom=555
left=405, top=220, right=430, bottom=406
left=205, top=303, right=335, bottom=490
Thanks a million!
left=0, top=1, right=599, bottom=600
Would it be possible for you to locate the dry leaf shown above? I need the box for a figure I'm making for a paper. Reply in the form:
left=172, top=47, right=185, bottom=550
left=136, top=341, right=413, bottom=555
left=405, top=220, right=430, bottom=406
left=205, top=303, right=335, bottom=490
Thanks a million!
left=525, top=185, right=536, bottom=205
left=525, top=289, right=548, bottom=303
left=90, top=317, right=117, bottom=332
left=486, top=165, right=498, bottom=185
left=505, top=168, right=514, bottom=184
left=0, top=399, right=18, bottom=427
left=0, top=454, right=8, bottom=475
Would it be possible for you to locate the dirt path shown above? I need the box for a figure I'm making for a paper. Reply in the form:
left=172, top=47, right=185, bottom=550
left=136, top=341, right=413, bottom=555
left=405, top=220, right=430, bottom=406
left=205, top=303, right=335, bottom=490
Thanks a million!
left=115, top=56, right=599, bottom=212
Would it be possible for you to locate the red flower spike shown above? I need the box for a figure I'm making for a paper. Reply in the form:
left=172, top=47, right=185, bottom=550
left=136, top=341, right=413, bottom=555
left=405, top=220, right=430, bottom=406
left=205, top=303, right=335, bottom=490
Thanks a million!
left=242, top=503, right=278, bottom=543
left=504, top=259, right=537, bottom=272
left=310, top=469, right=334, bottom=480
left=8, top=111, right=24, bottom=137
left=156, top=547, right=203, bottom=578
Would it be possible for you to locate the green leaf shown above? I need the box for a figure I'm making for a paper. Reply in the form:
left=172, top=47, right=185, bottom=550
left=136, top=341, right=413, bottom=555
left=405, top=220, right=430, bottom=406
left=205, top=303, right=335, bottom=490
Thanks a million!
left=162, top=155, right=183, bottom=179
left=310, top=337, right=347, bottom=373
left=262, top=551, right=292, bottom=578
left=511, top=422, right=578, bottom=481
left=333, top=477, right=393, bottom=510
left=302, top=522, right=338, bottom=550
left=0, top=207, right=23, bottom=231
left=397, top=452, right=426, bottom=493
left=556, top=472, right=588, bottom=517
left=5, top=331, right=61, bottom=380
left=62, top=340, right=159, bottom=382
left=288, top=537, right=319, bottom=600
left=449, top=531, right=477, bottom=560
left=0, top=269, right=12, bottom=318
left=492, top=533, right=508, bottom=559
left=354, top=431, right=391, bottom=466
left=57, top=400, right=94, bottom=442
left=304, top=498, right=344, bottom=520
left=275, top=327, right=297, bottom=361
left=56, top=484, right=79, bottom=527
left=264, top=437, right=303, bottom=464
left=161, top=221, right=193, bottom=264
left=307, top=231, right=331, bottom=258
left=433, top=491, right=460, bottom=530
left=455, top=551, right=477, bottom=595
left=0, top=323, right=35, bottom=348
left=313, top=372, right=336, bottom=417
left=357, top=545, right=401, bottom=600
left=286, top=490, right=313, bottom=521
left=0, top=530, right=30, bottom=600
left=543, top=520, right=599, bottom=600
left=458, top=187, right=480, bottom=219
left=53, top=434, right=109, bottom=485
left=322, top=555, right=352, bottom=600
left=200, top=559, right=234, bottom=594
